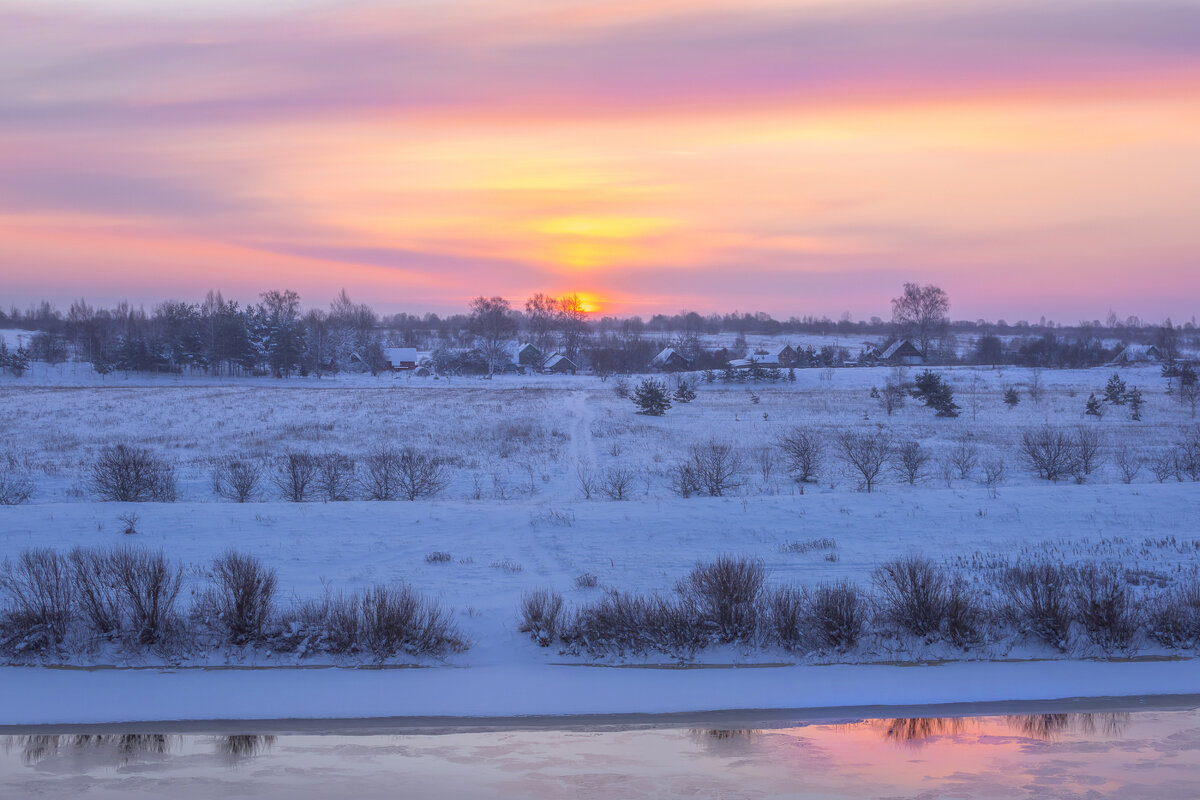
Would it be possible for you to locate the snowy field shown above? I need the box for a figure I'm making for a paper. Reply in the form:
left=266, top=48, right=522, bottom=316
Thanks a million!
left=1, top=363, right=1198, bottom=722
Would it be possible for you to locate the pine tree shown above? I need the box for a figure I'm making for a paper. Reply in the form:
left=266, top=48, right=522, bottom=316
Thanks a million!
left=8, top=344, right=31, bottom=377
left=1003, top=386, right=1020, bottom=407
left=911, top=370, right=960, bottom=417
left=632, top=378, right=672, bottom=416
left=1104, top=373, right=1127, bottom=404
left=673, top=379, right=697, bottom=404
left=1127, top=386, right=1144, bottom=421
left=1085, top=393, right=1104, bottom=417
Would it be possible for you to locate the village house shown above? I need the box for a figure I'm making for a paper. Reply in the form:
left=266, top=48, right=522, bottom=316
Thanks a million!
left=651, top=347, right=691, bottom=372
left=382, top=347, right=419, bottom=371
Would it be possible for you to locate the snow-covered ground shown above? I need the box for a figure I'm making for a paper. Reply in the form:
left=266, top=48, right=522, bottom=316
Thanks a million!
left=1, top=363, right=1198, bottom=723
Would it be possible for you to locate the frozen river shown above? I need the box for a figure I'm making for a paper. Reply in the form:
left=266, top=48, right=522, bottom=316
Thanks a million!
left=3, top=700, right=1198, bottom=799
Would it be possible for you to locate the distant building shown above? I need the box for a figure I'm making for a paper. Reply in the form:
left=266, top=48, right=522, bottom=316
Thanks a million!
left=543, top=353, right=578, bottom=374
left=1112, top=344, right=1160, bottom=365
left=878, top=340, right=924, bottom=366
left=651, top=347, right=691, bottom=372
left=765, top=344, right=798, bottom=367
left=383, top=347, right=419, bottom=371
left=516, top=343, right=544, bottom=369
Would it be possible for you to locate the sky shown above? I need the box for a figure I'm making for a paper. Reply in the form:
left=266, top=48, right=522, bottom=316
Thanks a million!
left=1, top=0, right=1198, bottom=321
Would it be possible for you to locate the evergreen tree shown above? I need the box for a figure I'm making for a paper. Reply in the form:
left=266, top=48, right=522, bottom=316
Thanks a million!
left=1085, top=393, right=1104, bottom=417
left=1003, top=386, right=1020, bottom=407
left=632, top=378, right=672, bottom=416
left=911, top=370, right=960, bottom=417
left=1104, top=373, right=1126, bottom=404
left=9, top=345, right=30, bottom=377
left=1127, top=386, right=1144, bottom=421
left=673, top=378, right=697, bottom=404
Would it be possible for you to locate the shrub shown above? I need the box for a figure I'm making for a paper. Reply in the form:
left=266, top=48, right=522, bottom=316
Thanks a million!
left=395, top=447, right=449, bottom=500
left=1003, top=386, right=1020, bottom=407
left=88, top=444, right=176, bottom=502
left=806, top=582, right=867, bottom=651
left=205, top=551, right=278, bottom=645
left=943, top=576, right=987, bottom=649
left=518, top=589, right=564, bottom=646
left=1071, top=564, right=1138, bottom=652
left=211, top=457, right=262, bottom=502
left=424, top=551, right=452, bottom=564
left=0, top=549, right=74, bottom=650
left=873, top=557, right=948, bottom=638
left=358, top=584, right=464, bottom=660
left=1000, top=562, right=1073, bottom=650
left=687, top=442, right=744, bottom=497
left=668, top=461, right=701, bottom=498
left=560, top=591, right=702, bottom=657
left=1112, top=446, right=1142, bottom=484
left=69, top=548, right=123, bottom=638
left=598, top=466, right=637, bottom=500
left=776, top=428, right=822, bottom=484
left=766, top=587, right=807, bottom=651
left=1147, top=578, right=1200, bottom=648
left=980, top=458, right=1007, bottom=497
left=109, top=548, right=182, bottom=645
left=678, top=556, right=765, bottom=643
left=1020, top=426, right=1077, bottom=482
left=273, top=452, right=317, bottom=502
left=361, top=445, right=403, bottom=501
left=575, top=572, right=599, bottom=588
left=314, top=452, right=355, bottom=501
left=0, top=463, right=34, bottom=506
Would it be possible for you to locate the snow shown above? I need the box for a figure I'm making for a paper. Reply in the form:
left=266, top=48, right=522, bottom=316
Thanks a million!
left=2, top=660, right=1196, bottom=726
left=1, top=363, right=1198, bottom=723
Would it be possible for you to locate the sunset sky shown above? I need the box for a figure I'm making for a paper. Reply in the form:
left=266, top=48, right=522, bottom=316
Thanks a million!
left=2, top=0, right=1199, bottom=320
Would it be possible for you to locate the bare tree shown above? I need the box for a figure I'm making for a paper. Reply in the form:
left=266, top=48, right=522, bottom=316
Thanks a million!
left=1112, top=446, right=1142, bottom=484
left=776, top=428, right=822, bottom=484
left=835, top=429, right=893, bottom=492
left=879, top=381, right=906, bottom=416
left=948, top=436, right=979, bottom=480
left=575, top=464, right=598, bottom=499
left=892, top=441, right=930, bottom=485
left=891, top=283, right=949, bottom=357
left=1027, top=366, right=1044, bottom=405
left=557, top=294, right=590, bottom=361
left=469, top=296, right=518, bottom=376
left=980, top=458, right=1007, bottom=497
left=1071, top=425, right=1104, bottom=482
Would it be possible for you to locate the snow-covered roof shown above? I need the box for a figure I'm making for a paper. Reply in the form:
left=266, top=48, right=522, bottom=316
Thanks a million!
left=384, top=347, right=419, bottom=364
left=544, top=353, right=576, bottom=369
left=766, top=343, right=794, bottom=357
left=1115, top=344, right=1159, bottom=362
left=879, top=339, right=918, bottom=359
left=652, top=347, right=686, bottom=365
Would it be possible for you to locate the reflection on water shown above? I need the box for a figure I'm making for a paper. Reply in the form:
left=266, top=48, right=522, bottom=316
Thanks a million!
left=2, top=709, right=1197, bottom=799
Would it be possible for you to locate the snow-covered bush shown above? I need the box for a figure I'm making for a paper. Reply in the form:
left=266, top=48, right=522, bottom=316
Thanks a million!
left=0, top=463, right=34, bottom=506
left=0, top=550, right=74, bottom=652
left=872, top=557, right=949, bottom=639
left=1071, top=564, right=1138, bottom=652
left=358, top=584, right=464, bottom=660
left=201, top=551, right=278, bottom=645
left=1000, top=562, right=1073, bottom=650
left=806, top=581, right=867, bottom=651
left=678, top=556, right=765, bottom=644
left=518, top=589, right=564, bottom=646
left=1146, top=578, right=1200, bottom=648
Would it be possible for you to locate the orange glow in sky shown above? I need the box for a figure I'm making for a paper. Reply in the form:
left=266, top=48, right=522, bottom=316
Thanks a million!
left=1, top=0, right=1198, bottom=320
